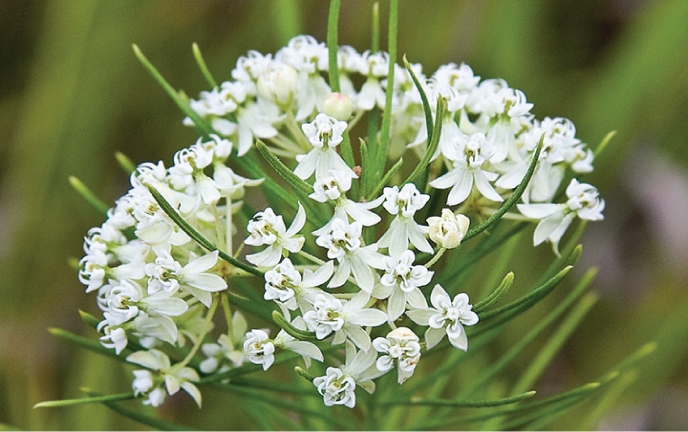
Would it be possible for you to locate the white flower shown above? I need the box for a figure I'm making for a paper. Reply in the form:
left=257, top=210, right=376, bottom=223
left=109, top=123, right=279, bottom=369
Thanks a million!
left=314, top=218, right=386, bottom=293
left=273, top=316, right=324, bottom=367
left=517, top=179, right=604, bottom=253
left=245, top=204, right=306, bottom=267
left=372, top=327, right=422, bottom=384
left=243, top=329, right=276, bottom=370
left=178, top=251, right=228, bottom=307
left=429, top=132, right=503, bottom=205
left=407, top=285, right=479, bottom=350
left=294, top=113, right=357, bottom=181
left=314, top=367, right=358, bottom=408
left=378, top=184, right=433, bottom=257
left=313, top=341, right=380, bottom=408
left=380, top=250, right=433, bottom=320
left=303, top=292, right=387, bottom=351
left=263, top=258, right=334, bottom=310
left=127, top=349, right=202, bottom=407
left=427, top=209, right=470, bottom=249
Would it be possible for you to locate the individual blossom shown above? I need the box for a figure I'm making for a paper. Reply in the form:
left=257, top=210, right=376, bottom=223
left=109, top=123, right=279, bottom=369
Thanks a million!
left=429, top=132, right=503, bottom=205
left=313, top=341, right=381, bottom=408
left=427, top=209, right=470, bottom=249
left=310, top=170, right=384, bottom=236
left=379, top=250, right=433, bottom=321
left=378, top=183, right=433, bottom=257
left=263, top=258, right=334, bottom=311
left=314, top=218, right=386, bottom=293
left=243, top=329, right=276, bottom=371
left=407, top=285, right=479, bottom=350
left=127, top=349, right=202, bottom=407
left=517, top=178, right=605, bottom=254
left=303, top=292, right=387, bottom=351
left=372, top=327, right=422, bottom=384
left=245, top=203, right=306, bottom=268
left=294, top=113, right=357, bottom=181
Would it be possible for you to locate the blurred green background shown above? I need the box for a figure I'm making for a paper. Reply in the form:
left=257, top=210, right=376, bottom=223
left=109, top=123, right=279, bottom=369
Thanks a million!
left=1, top=0, right=688, bottom=429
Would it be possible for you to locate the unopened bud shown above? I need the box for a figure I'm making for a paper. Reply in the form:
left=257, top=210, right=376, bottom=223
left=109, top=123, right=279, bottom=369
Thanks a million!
left=257, top=64, right=298, bottom=105
left=322, top=92, right=353, bottom=121
left=427, top=209, right=470, bottom=249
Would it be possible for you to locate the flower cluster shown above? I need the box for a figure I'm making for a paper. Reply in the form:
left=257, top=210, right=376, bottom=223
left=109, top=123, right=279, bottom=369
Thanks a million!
left=77, top=35, right=604, bottom=409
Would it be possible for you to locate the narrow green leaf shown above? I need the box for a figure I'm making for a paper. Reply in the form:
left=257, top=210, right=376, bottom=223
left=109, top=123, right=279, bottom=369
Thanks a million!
left=464, top=268, right=590, bottom=396
left=511, top=270, right=599, bottom=394
left=239, top=148, right=299, bottom=212
left=582, top=370, right=638, bottom=430
left=375, top=0, right=398, bottom=178
left=83, top=390, right=193, bottom=431
left=420, top=382, right=600, bottom=430
left=231, top=377, right=317, bottom=395
left=403, top=96, right=445, bottom=186
left=68, top=176, right=110, bottom=216
left=403, top=55, right=433, bottom=141
left=360, top=137, right=370, bottom=197
left=146, top=184, right=264, bottom=277
left=463, top=136, right=543, bottom=242
left=192, top=42, right=217, bottom=89
left=327, top=0, right=341, bottom=93
left=473, top=272, right=514, bottom=314
left=48, top=328, right=127, bottom=361
left=367, top=156, right=403, bottom=200
left=132, top=45, right=213, bottom=138
left=594, top=130, right=617, bottom=157
left=272, top=310, right=318, bottom=341
left=35, top=392, right=135, bottom=408
left=255, top=140, right=313, bottom=195
left=478, top=266, right=572, bottom=322
left=78, top=310, right=100, bottom=329
left=598, top=341, right=657, bottom=385
left=226, top=291, right=276, bottom=324
left=382, top=390, right=535, bottom=407
left=115, top=151, right=137, bottom=175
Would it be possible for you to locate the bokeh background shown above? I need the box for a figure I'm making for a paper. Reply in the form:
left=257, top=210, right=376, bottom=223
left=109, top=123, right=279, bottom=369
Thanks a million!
left=1, top=0, right=688, bottom=429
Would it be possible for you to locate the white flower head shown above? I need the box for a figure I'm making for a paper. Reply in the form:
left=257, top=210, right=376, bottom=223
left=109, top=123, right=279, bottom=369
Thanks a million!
left=127, top=349, right=202, bottom=407
left=314, top=367, right=357, bottom=408
left=427, top=209, right=470, bottom=249
left=380, top=250, right=433, bottom=320
left=294, top=114, right=357, bottom=181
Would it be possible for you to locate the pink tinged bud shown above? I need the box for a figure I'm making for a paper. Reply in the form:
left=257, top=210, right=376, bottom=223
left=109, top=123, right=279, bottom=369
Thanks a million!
left=322, top=92, right=354, bottom=121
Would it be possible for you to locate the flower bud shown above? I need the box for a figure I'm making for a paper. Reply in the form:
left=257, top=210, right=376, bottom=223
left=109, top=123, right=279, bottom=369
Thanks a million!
left=257, top=64, right=298, bottom=105
left=322, top=92, right=353, bottom=121
left=427, top=209, right=470, bottom=249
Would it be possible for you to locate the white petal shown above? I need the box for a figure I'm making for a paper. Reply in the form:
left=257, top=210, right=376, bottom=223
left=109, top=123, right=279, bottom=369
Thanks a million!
left=347, top=308, right=387, bottom=327
left=183, top=251, right=219, bottom=273
left=302, top=260, right=334, bottom=287
left=387, top=289, right=407, bottom=321
left=183, top=273, right=227, bottom=292
left=424, top=327, right=446, bottom=350
left=430, top=284, right=451, bottom=310
left=446, top=170, right=474, bottom=206
left=181, top=382, right=203, bottom=407
left=473, top=170, right=504, bottom=202
left=328, top=260, right=350, bottom=288
left=405, top=308, right=435, bottom=325
left=286, top=202, right=307, bottom=237
left=283, top=340, right=324, bottom=361
left=344, top=325, right=372, bottom=351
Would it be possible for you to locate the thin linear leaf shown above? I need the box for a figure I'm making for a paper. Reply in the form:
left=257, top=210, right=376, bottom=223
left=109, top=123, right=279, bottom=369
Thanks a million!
left=463, top=136, right=543, bottom=242
left=230, top=377, right=318, bottom=396
left=68, top=176, right=110, bottom=216
left=473, top=272, right=514, bottom=314
left=464, top=269, right=591, bottom=396
left=327, top=0, right=341, bottom=93
left=272, top=310, right=318, bottom=341
left=594, top=130, right=617, bottom=157
left=403, top=55, right=433, bottom=142
left=255, top=140, right=313, bottom=195
left=115, top=151, right=137, bottom=175
left=371, top=2, right=380, bottom=53
left=367, top=156, right=403, bottom=201
left=375, top=0, right=398, bottom=178
left=146, top=184, right=263, bottom=277
left=239, top=148, right=299, bottom=212
left=83, top=390, right=193, bottom=431
left=511, top=270, right=599, bottom=394
left=78, top=310, right=100, bottom=328
left=478, top=266, right=572, bottom=322
left=419, top=382, right=600, bottom=430
left=192, top=42, right=217, bottom=89
left=48, top=328, right=129, bottom=361
left=403, top=96, right=445, bottom=186
left=381, top=390, right=535, bottom=407
left=211, top=383, right=349, bottom=429
left=35, top=392, right=135, bottom=408
left=132, top=45, right=212, bottom=138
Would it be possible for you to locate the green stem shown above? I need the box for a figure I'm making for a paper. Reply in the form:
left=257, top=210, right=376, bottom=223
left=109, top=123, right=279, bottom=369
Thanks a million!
left=170, top=294, right=219, bottom=375
left=192, top=42, right=218, bottom=89
left=424, top=247, right=446, bottom=269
